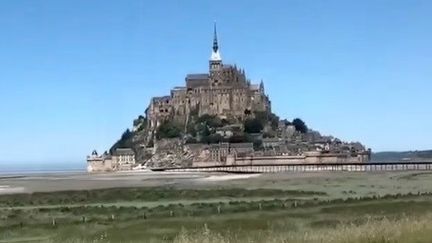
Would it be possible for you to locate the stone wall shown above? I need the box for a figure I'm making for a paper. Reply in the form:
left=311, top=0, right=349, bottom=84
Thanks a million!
left=87, top=157, right=114, bottom=172
left=192, top=153, right=369, bottom=167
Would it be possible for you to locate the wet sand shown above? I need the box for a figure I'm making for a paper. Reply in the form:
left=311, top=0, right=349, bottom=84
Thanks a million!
left=0, top=171, right=258, bottom=194
left=2, top=170, right=432, bottom=199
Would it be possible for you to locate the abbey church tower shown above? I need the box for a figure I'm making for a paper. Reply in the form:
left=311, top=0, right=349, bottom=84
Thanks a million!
left=209, top=23, right=223, bottom=87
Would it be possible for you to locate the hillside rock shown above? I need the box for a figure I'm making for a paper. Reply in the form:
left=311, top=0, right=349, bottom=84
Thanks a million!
left=145, top=138, right=194, bottom=168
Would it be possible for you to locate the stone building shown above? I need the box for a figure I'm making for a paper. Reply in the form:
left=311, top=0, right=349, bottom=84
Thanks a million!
left=86, top=150, right=114, bottom=172
left=146, top=24, right=271, bottom=131
left=112, top=148, right=136, bottom=171
left=87, top=148, right=136, bottom=172
left=207, top=142, right=254, bottom=162
left=262, top=138, right=283, bottom=149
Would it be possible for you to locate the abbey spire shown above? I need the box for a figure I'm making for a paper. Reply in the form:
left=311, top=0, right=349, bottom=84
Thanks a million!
left=213, top=23, right=219, bottom=53
left=210, top=23, right=222, bottom=61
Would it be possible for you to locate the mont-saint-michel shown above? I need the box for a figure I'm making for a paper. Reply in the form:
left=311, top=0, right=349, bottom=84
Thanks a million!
left=87, top=25, right=371, bottom=172
left=3, top=1, right=432, bottom=242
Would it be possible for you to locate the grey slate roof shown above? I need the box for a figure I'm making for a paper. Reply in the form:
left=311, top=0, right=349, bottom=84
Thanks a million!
left=186, top=73, right=209, bottom=80
left=114, top=148, right=135, bottom=155
left=152, top=96, right=171, bottom=102
left=230, top=143, right=253, bottom=148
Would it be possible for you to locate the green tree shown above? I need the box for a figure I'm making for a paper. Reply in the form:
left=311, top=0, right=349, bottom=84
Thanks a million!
left=185, top=137, right=198, bottom=144
left=186, top=122, right=197, bottom=137
left=121, top=129, right=133, bottom=140
left=244, top=118, right=264, bottom=133
left=228, top=135, right=249, bottom=143
left=133, top=115, right=146, bottom=126
left=202, top=134, right=224, bottom=144
left=253, top=111, right=279, bottom=130
left=292, top=118, right=308, bottom=133
left=157, top=121, right=182, bottom=139
left=282, top=119, right=292, bottom=126
left=110, top=129, right=135, bottom=153
left=268, top=112, right=280, bottom=130
left=133, top=115, right=147, bottom=132
left=197, top=114, right=223, bottom=128
left=196, top=123, right=211, bottom=137
left=254, top=111, right=268, bottom=124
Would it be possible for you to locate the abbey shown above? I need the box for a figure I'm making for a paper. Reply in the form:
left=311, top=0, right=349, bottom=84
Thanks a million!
left=87, top=24, right=371, bottom=172
left=146, top=24, right=271, bottom=130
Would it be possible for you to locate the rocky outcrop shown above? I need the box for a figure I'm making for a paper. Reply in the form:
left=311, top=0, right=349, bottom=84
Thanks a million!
left=145, top=139, right=194, bottom=168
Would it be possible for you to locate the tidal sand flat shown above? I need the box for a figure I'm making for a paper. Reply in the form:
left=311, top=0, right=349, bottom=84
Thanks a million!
left=0, top=185, right=25, bottom=195
left=0, top=171, right=208, bottom=194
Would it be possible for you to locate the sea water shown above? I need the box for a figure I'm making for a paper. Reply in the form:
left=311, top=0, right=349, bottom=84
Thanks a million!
left=0, top=161, right=86, bottom=175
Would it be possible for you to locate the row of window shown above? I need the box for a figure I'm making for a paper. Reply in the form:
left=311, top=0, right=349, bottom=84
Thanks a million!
left=118, top=156, right=134, bottom=163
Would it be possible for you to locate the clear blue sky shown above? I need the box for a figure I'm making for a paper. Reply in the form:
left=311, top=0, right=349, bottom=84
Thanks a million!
left=0, top=0, right=431, bottom=164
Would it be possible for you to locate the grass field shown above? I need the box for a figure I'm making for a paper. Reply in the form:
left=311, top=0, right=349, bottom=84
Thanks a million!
left=1, top=171, right=432, bottom=242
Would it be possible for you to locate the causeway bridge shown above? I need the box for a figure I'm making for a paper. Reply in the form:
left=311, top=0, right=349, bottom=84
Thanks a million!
left=151, top=162, right=432, bottom=173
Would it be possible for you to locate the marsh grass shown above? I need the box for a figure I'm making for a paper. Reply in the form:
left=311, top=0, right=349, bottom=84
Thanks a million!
left=2, top=175, right=432, bottom=242
left=173, top=214, right=432, bottom=243
left=1, top=195, right=432, bottom=242
left=0, top=188, right=325, bottom=207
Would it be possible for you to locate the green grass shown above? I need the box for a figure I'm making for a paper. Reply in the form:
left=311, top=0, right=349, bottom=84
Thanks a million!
left=0, top=187, right=325, bottom=207
left=173, top=213, right=432, bottom=243
left=2, top=171, right=432, bottom=242
left=1, top=192, right=432, bottom=242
